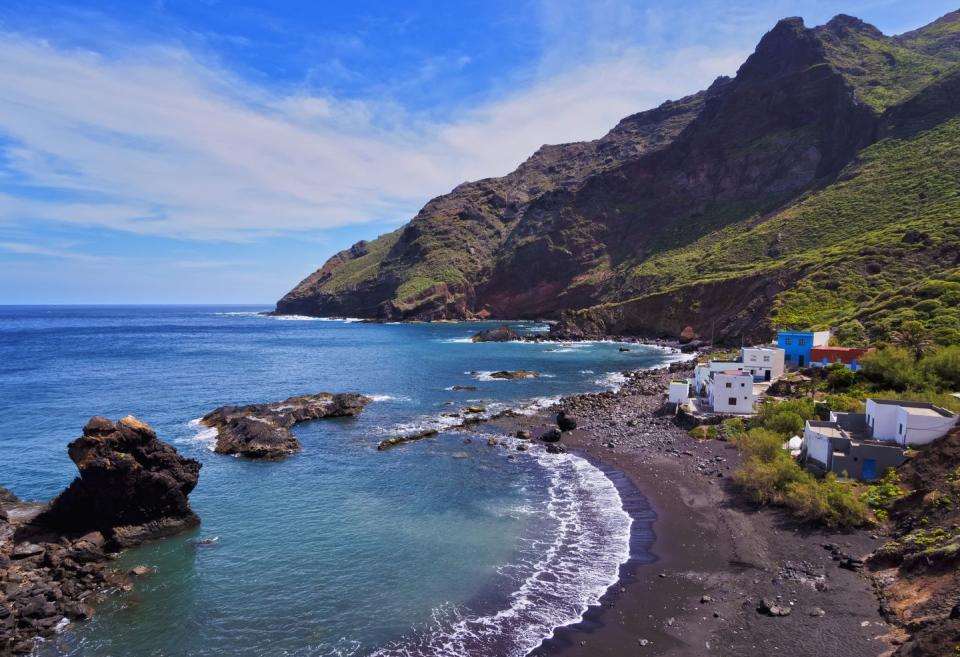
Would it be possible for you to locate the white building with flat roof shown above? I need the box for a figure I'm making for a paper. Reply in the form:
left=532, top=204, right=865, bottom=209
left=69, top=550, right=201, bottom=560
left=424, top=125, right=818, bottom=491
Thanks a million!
left=865, top=399, right=958, bottom=446
left=708, top=370, right=755, bottom=414
left=740, top=346, right=785, bottom=382
left=669, top=380, right=690, bottom=405
left=693, top=361, right=740, bottom=395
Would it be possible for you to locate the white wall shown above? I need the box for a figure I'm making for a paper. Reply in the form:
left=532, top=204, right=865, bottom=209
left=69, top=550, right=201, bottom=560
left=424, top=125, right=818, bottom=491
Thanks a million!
left=741, top=347, right=785, bottom=381
left=866, top=399, right=958, bottom=445
left=694, top=361, right=739, bottom=393
left=866, top=399, right=900, bottom=441
left=803, top=423, right=832, bottom=467
left=669, top=381, right=690, bottom=404
left=710, top=372, right=755, bottom=414
left=812, top=331, right=831, bottom=347
left=896, top=407, right=959, bottom=446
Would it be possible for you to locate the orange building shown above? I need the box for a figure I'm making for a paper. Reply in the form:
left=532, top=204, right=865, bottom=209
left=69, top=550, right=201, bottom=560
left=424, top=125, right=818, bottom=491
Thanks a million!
left=809, top=346, right=875, bottom=371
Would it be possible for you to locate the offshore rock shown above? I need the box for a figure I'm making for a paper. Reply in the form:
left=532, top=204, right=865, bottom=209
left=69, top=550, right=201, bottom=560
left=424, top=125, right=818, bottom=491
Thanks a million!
left=36, top=416, right=201, bottom=546
left=202, top=393, right=372, bottom=459
left=471, top=325, right=520, bottom=342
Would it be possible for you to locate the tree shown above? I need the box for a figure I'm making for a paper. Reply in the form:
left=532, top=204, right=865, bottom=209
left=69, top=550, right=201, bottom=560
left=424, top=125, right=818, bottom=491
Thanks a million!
left=890, top=320, right=935, bottom=360
left=833, top=320, right=868, bottom=346
left=920, top=345, right=960, bottom=391
left=860, top=347, right=926, bottom=391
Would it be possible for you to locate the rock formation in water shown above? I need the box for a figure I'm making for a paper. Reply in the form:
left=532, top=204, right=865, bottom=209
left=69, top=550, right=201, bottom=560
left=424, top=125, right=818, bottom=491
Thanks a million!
left=201, top=392, right=372, bottom=459
left=35, top=415, right=201, bottom=547
left=471, top=325, right=520, bottom=342
left=2, top=416, right=202, bottom=654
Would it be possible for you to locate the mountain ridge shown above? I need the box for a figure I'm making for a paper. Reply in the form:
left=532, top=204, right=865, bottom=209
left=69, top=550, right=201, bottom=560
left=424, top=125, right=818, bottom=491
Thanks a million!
left=276, top=10, right=960, bottom=345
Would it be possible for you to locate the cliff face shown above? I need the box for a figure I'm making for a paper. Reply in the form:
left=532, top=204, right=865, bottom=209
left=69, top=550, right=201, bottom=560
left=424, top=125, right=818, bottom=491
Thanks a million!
left=277, top=11, right=960, bottom=344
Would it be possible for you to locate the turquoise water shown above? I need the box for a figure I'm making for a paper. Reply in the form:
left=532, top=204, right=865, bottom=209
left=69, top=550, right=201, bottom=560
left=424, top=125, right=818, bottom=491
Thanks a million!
left=0, top=306, right=675, bottom=657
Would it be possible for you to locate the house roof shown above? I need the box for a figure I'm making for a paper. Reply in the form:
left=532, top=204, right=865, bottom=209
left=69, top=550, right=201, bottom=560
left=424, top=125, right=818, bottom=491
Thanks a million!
left=868, top=398, right=956, bottom=418
left=811, top=346, right=873, bottom=354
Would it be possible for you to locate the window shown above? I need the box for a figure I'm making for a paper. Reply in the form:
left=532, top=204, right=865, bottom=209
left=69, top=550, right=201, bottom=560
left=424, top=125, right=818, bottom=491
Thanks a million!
left=763, top=356, right=770, bottom=362
left=725, top=382, right=732, bottom=388
left=799, top=338, right=807, bottom=346
left=899, top=423, right=903, bottom=434
left=740, top=383, right=745, bottom=387
left=728, top=397, right=737, bottom=406
left=785, top=338, right=793, bottom=345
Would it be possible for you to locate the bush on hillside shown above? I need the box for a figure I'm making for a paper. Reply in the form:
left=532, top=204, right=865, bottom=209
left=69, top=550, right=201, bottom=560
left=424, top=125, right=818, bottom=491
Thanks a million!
left=785, top=474, right=869, bottom=528
left=826, top=363, right=857, bottom=391
left=920, top=345, right=960, bottom=391
left=860, top=347, right=925, bottom=391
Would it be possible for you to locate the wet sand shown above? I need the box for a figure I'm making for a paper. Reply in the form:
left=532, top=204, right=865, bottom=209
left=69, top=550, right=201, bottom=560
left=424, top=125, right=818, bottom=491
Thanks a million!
left=487, top=366, right=895, bottom=657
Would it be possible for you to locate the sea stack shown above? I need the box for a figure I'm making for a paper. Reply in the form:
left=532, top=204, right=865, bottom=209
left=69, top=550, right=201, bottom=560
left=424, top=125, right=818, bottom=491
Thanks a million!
left=36, top=415, right=202, bottom=547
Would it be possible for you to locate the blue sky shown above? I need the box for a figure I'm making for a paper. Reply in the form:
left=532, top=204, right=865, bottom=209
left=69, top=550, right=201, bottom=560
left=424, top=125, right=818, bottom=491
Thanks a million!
left=0, top=0, right=955, bottom=304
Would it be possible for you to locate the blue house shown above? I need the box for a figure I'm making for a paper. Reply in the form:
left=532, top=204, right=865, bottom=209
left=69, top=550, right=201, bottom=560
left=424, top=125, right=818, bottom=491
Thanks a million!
left=777, top=330, right=831, bottom=368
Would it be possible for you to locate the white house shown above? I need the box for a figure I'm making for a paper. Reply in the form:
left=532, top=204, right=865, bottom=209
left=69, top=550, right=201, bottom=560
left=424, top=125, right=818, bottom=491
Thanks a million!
left=708, top=370, right=755, bottom=414
left=802, top=421, right=845, bottom=470
left=740, top=346, right=786, bottom=382
left=693, top=361, right=740, bottom=395
left=669, top=381, right=690, bottom=405
left=865, top=399, right=958, bottom=446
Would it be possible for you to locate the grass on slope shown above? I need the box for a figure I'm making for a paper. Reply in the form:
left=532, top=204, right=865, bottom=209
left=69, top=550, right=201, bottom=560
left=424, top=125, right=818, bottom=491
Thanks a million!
left=316, top=230, right=402, bottom=294
left=819, top=26, right=956, bottom=111
left=614, top=114, right=960, bottom=342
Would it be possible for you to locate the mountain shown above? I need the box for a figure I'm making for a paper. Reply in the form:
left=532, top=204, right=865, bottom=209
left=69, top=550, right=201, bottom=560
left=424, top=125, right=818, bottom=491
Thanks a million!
left=276, top=11, right=960, bottom=345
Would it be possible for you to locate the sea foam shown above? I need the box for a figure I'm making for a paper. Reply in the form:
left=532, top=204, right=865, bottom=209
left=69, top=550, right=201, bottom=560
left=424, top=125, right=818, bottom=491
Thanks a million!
left=369, top=444, right=632, bottom=657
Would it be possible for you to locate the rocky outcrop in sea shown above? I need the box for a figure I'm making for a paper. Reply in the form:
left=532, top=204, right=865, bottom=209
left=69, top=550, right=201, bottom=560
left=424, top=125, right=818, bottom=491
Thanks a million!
left=1, top=416, right=201, bottom=655
left=201, top=392, right=372, bottom=459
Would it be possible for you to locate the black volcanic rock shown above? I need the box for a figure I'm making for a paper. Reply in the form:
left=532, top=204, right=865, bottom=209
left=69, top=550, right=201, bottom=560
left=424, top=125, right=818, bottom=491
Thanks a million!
left=471, top=325, right=520, bottom=342
left=539, top=428, right=562, bottom=443
left=35, top=416, right=201, bottom=547
left=557, top=410, right=578, bottom=432
left=201, top=392, right=372, bottom=459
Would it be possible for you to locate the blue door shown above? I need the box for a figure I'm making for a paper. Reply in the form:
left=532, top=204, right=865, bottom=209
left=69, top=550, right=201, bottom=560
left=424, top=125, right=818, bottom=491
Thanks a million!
left=862, top=459, right=877, bottom=481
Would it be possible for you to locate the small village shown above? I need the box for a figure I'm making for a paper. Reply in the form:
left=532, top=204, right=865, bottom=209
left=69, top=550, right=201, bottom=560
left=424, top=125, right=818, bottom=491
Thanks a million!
left=669, top=329, right=959, bottom=482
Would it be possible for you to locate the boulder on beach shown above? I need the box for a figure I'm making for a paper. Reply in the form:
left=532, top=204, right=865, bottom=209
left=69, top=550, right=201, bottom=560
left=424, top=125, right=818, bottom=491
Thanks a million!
left=546, top=443, right=567, bottom=454
left=202, top=392, right=372, bottom=459
left=465, top=405, right=486, bottom=414
left=489, top=370, right=538, bottom=380
left=471, top=325, right=520, bottom=342
left=450, top=385, right=478, bottom=391
left=557, top=410, right=578, bottom=432
left=679, top=325, right=697, bottom=344
left=516, top=430, right=532, bottom=440
left=539, top=428, right=562, bottom=443
left=36, top=416, right=201, bottom=547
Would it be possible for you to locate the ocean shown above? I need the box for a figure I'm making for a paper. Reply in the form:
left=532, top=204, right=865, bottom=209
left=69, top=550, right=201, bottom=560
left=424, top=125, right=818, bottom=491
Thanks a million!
left=0, top=306, right=675, bottom=657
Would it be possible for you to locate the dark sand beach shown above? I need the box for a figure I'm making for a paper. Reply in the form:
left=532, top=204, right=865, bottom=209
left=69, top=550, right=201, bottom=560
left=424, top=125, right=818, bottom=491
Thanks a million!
left=488, top=366, right=896, bottom=657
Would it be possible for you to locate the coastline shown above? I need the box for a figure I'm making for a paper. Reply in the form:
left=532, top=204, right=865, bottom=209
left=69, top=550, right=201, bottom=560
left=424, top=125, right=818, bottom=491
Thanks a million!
left=480, top=364, right=894, bottom=657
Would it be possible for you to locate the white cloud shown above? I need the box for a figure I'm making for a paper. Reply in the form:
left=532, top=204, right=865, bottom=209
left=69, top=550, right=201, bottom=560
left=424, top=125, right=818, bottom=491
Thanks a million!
left=0, top=240, right=110, bottom=262
left=0, top=31, right=745, bottom=241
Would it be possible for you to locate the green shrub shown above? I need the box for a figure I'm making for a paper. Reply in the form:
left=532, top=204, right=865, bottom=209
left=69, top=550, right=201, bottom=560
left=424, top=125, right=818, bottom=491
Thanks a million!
left=826, top=364, right=857, bottom=391
left=766, top=411, right=805, bottom=436
left=920, top=345, right=960, bottom=391
left=823, top=394, right=864, bottom=413
left=862, top=469, right=907, bottom=510
left=860, top=347, right=926, bottom=391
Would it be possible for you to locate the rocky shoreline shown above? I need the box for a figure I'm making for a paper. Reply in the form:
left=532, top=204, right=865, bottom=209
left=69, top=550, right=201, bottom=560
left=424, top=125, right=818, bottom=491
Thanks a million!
left=0, top=416, right=201, bottom=655
left=462, top=362, right=895, bottom=657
